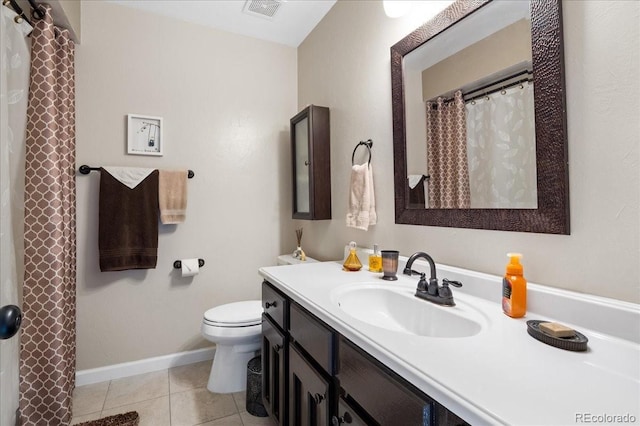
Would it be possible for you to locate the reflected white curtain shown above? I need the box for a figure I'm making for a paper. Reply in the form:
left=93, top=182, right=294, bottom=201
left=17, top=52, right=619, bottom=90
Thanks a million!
left=465, top=83, right=537, bottom=208
left=0, top=5, right=31, bottom=426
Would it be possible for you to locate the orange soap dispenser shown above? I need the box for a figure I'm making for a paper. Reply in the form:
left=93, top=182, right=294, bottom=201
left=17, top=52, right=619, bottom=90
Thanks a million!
left=502, top=253, right=527, bottom=318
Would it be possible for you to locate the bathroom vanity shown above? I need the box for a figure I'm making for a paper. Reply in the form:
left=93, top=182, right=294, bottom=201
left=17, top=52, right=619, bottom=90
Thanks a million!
left=260, top=260, right=640, bottom=425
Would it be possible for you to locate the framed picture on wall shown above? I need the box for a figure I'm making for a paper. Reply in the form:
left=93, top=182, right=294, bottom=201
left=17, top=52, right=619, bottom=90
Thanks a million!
left=127, top=114, right=163, bottom=156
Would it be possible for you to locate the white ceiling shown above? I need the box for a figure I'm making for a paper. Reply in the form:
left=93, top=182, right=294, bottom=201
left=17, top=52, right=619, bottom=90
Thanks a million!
left=109, top=0, right=337, bottom=47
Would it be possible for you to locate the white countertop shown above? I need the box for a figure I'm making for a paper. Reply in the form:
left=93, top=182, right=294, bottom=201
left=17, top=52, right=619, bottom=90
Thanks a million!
left=259, top=260, right=640, bottom=426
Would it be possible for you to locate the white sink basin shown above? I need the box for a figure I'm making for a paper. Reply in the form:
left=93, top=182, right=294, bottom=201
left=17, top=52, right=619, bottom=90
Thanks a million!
left=331, top=283, right=487, bottom=338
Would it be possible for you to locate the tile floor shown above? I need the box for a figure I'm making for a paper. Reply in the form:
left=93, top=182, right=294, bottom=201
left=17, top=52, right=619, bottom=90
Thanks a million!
left=71, top=361, right=276, bottom=426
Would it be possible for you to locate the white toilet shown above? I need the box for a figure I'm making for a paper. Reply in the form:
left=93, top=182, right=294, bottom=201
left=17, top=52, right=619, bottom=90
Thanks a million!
left=201, top=300, right=263, bottom=393
left=201, top=254, right=318, bottom=394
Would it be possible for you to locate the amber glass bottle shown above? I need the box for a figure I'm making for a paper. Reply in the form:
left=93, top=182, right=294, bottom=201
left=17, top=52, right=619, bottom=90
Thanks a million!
left=368, top=244, right=382, bottom=273
left=502, top=253, right=527, bottom=318
left=343, top=242, right=362, bottom=271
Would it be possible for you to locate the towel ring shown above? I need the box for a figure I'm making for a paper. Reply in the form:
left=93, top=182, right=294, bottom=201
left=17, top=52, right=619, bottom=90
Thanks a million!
left=351, top=139, right=373, bottom=166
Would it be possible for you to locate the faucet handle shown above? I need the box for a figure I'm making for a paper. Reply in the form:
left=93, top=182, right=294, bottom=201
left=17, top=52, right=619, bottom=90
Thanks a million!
left=442, top=278, right=462, bottom=288
left=403, top=268, right=422, bottom=276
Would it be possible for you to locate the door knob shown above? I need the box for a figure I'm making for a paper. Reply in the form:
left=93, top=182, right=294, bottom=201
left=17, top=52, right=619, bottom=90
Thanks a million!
left=331, top=412, right=353, bottom=425
left=0, top=305, right=22, bottom=340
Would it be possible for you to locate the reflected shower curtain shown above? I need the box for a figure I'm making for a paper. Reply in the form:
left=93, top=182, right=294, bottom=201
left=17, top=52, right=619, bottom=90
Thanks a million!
left=425, top=90, right=471, bottom=208
left=465, top=83, right=537, bottom=208
left=1, top=5, right=30, bottom=426
left=19, top=5, right=76, bottom=425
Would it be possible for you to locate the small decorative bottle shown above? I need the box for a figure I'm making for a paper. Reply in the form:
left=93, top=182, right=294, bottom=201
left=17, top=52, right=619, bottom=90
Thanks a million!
left=343, top=241, right=362, bottom=271
left=369, top=244, right=382, bottom=272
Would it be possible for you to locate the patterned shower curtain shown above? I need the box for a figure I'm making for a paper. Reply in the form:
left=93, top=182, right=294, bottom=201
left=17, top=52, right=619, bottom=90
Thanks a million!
left=465, top=82, right=537, bottom=208
left=425, top=90, right=471, bottom=208
left=19, top=5, right=76, bottom=425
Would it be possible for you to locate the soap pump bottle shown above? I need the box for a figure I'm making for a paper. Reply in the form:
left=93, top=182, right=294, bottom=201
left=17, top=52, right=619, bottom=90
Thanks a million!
left=369, top=244, right=382, bottom=273
left=343, top=241, right=362, bottom=272
left=502, top=253, right=527, bottom=318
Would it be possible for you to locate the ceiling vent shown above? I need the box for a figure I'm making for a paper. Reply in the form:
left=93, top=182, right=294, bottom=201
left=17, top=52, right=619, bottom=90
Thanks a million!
left=243, top=0, right=283, bottom=19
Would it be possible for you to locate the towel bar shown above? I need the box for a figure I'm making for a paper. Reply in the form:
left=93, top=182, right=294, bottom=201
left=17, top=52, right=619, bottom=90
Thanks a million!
left=78, top=165, right=194, bottom=178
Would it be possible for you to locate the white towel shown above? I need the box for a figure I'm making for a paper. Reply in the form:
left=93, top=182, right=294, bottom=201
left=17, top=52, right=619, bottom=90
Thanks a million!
left=408, top=174, right=424, bottom=189
left=102, top=166, right=155, bottom=189
left=346, top=163, right=377, bottom=231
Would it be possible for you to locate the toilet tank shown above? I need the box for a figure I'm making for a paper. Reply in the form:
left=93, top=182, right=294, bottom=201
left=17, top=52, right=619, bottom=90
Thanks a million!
left=277, top=254, right=318, bottom=265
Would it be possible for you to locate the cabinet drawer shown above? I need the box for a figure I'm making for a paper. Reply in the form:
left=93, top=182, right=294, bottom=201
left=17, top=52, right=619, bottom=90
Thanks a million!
left=338, top=336, right=434, bottom=426
left=262, top=281, right=288, bottom=330
left=333, top=396, right=372, bottom=426
left=289, top=302, right=336, bottom=375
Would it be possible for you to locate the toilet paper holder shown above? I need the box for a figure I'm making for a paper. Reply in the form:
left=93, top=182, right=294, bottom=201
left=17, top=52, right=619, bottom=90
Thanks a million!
left=173, top=259, right=205, bottom=269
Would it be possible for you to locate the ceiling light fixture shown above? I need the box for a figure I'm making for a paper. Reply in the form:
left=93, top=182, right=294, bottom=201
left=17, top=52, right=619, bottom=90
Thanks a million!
left=383, top=0, right=413, bottom=18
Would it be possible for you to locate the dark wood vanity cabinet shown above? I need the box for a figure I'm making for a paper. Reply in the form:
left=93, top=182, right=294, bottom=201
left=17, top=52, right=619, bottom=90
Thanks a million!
left=291, top=105, right=331, bottom=220
left=261, top=280, right=469, bottom=426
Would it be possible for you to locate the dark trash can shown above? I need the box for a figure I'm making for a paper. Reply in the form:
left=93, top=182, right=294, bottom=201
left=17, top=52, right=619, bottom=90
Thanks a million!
left=246, top=355, right=268, bottom=417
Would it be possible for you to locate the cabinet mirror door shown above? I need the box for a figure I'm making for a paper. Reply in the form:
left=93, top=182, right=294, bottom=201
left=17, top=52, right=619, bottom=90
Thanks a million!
left=293, top=116, right=310, bottom=215
left=291, top=105, right=331, bottom=220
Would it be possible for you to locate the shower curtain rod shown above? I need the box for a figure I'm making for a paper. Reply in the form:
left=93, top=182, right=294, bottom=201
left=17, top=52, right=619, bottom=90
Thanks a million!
left=3, top=0, right=44, bottom=27
left=79, top=165, right=195, bottom=179
left=428, top=70, right=533, bottom=107
left=464, top=76, right=533, bottom=104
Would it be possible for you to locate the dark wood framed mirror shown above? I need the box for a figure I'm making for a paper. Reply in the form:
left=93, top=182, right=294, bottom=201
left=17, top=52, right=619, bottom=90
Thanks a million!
left=391, top=0, right=569, bottom=234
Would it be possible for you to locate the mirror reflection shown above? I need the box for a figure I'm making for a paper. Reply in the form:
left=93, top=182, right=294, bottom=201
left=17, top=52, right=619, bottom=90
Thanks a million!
left=404, top=1, right=537, bottom=209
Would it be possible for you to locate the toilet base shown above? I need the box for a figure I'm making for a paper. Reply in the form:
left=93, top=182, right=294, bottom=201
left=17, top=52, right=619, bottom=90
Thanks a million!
left=207, top=342, right=260, bottom=394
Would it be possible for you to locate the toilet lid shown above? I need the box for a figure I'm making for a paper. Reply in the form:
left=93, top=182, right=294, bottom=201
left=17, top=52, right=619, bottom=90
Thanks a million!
left=203, top=300, right=263, bottom=327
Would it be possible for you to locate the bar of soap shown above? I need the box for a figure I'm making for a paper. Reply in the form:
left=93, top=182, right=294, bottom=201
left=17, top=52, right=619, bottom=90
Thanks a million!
left=539, top=322, right=576, bottom=338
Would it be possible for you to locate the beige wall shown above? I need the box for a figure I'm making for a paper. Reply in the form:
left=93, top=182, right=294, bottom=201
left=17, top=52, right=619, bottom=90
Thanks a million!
left=76, top=2, right=297, bottom=370
left=421, top=18, right=532, bottom=101
left=297, top=1, right=639, bottom=303
left=58, top=0, right=81, bottom=42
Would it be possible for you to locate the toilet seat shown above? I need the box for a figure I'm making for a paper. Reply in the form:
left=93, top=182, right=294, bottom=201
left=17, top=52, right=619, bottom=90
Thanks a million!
left=203, top=300, right=262, bottom=327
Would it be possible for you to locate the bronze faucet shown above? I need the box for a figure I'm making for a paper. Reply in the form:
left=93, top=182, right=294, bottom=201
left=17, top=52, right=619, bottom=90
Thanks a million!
left=403, top=252, right=462, bottom=306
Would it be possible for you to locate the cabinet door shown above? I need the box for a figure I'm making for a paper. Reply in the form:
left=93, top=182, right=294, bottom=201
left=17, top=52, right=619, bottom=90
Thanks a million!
left=289, top=343, right=331, bottom=426
left=291, top=105, right=331, bottom=220
left=262, top=315, right=287, bottom=425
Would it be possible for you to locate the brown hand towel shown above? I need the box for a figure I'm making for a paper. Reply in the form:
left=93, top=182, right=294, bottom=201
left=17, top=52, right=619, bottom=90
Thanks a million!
left=408, top=175, right=426, bottom=208
left=99, top=168, right=159, bottom=271
left=158, top=170, right=188, bottom=224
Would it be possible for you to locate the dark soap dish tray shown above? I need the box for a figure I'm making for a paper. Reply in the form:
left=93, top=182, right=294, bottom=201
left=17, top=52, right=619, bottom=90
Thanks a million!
left=527, top=320, right=588, bottom=351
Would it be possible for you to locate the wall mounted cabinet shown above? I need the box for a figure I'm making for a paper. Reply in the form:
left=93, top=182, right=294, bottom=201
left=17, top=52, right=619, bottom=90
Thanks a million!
left=291, top=105, right=331, bottom=220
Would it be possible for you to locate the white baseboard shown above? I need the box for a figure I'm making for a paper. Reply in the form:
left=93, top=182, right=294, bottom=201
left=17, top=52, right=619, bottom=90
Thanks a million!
left=75, top=346, right=216, bottom=387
